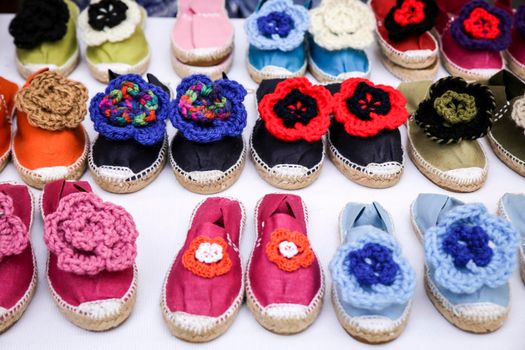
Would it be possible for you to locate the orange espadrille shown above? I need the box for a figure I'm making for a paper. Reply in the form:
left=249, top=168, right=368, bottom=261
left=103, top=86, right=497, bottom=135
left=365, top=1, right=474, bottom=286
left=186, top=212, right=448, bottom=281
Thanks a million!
left=0, top=77, right=19, bottom=173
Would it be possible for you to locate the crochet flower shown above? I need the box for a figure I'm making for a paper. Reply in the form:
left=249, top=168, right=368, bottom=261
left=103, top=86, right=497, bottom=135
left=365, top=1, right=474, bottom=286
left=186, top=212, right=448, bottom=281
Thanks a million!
left=259, top=77, right=332, bottom=142
left=78, top=0, right=142, bottom=46
left=265, top=228, right=315, bottom=272
left=245, top=0, right=309, bottom=51
left=170, top=75, right=247, bottom=143
left=333, top=78, right=409, bottom=138
left=511, top=94, right=525, bottom=130
left=330, top=229, right=415, bottom=310
left=9, top=0, right=69, bottom=49
left=384, top=0, right=438, bottom=41
left=309, top=0, right=375, bottom=50
left=516, top=5, right=525, bottom=39
left=451, top=0, right=512, bottom=51
left=90, top=74, right=170, bottom=145
left=425, top=204, right=518, bottom=294
left=0, top=193, right=29, bottom=263
left=15, top=71, right=88, bottom=131
left=44, top=192, right=139, bottom=276
left=414, top=77, right=495, bottom=144
left=182, top=236, right=232, bottom=279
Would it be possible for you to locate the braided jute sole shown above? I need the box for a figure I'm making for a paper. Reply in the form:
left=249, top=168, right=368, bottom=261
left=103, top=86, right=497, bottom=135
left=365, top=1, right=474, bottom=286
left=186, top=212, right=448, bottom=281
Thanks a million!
left=441, top=53, right=502, bottom=82
left=171, top=53, right=233, bottom=80
left=252, top=158, right=322, bottom=190
left=16, top=47, right=80, bottom=79
left=487, top=132, right=525, bottom=178
left=246, top=55, right=307, bottom=84
left=381, top=56, right=439, bottom=82
left=506, top=52, right=525, bottom=81
left=87, top=53, right=151, bottom=83
left=0, top=151, right=9, bottom=174
left=308, top=56, right=370, bottom=83
left=171, top=41, right=234, bottom=67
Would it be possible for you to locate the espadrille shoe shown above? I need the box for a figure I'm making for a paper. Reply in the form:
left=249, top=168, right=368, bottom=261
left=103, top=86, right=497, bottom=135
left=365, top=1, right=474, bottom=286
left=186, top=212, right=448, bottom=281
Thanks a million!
left=0, top=183, right=37, bottom=334
left=370, top=0, right=439, bottom=81
left=330, top=202, right=415, bottom=344
left=161, top=197, right=245, bottom=342
left=435, top=0, right=512, bottom=81
left=13, top=70, right=89, bottom=189
left=245, top=0, right=309, bottom=83
left=485, top=70, right=525, bottom=177
left=0, top=78, right=19, bottom=173
left=171, top=0, right=234, bottom=79
left=327, top=78, right=409, bottom=188
left=88, top=72, right=171, bottom=194
left=247, top=194, right=324, bottom=334
left=169, top=74, right=247, bottom=194
left=306, top=0, right=375, bottom=82
left=251, top=78, right=331, bottom=189
left=498, top=193, right=525, bottom=284
left=398, top=77, right=495, bottom=192
left=507, top=5, right=525, bottom=81
left=78, top=0, right=150, bottom=83
left=411, top=193, right=519, bottom=333
left=8, top=0, right=80, bottom=79
left=42, top=180, right=138, bottom=331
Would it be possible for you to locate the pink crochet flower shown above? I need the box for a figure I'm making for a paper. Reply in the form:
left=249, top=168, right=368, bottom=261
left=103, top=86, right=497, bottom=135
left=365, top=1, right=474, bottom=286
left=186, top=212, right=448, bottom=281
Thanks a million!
left=0, top=192, right=29, bottom=263
left=44, top=192, right=138, bottom=276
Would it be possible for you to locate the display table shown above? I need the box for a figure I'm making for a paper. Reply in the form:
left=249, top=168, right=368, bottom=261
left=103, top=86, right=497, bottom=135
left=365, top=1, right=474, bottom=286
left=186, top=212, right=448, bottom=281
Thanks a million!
left=0, top=16, right=522, bottom=350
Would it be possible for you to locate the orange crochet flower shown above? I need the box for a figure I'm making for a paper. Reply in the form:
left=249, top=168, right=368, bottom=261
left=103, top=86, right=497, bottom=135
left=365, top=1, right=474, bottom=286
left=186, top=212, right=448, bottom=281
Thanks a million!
left=265, top=228, right=315, bottom=272
left=182, top=236, right=232, bottom=278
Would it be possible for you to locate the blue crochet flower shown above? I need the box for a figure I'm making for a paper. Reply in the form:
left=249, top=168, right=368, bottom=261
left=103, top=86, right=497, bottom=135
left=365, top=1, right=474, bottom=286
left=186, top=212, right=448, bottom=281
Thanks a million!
left=170, top=75, right=247, bottom=143
left=425, top=204, right=519, bottom=294
left=330, top=228, right=415, bottom=310
left=89, top=74, right=170, bottom=146
left=245, top=0, right=309, bottom=51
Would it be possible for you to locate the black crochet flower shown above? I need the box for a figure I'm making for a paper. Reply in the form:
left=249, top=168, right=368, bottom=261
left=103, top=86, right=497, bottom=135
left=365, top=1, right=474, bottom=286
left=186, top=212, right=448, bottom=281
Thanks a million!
left=88, top=0, right=129, bottom=31
left=384, top=0, right=438, bottom=41
left=273, top=88, right=319, bottom=128
left=414, top=77, right=495, bottom=144
left=9, top=0, right=69, bottom=49
left=345, top=82, right=391, bottom=121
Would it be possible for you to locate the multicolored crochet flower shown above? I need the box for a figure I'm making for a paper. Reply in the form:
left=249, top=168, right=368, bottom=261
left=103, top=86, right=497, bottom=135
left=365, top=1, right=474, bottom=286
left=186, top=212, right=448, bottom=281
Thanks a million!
left=309, top=0, right=375, bottom=50
left=330, top=229, right=415, bottom=310
left=425, top=204, right=518, bottom=294
left=245, top=0, right=309, bottom=51
left=414, top=77, right=495, bottom=144
left=450, top=0, right=512, bottom=51
left=516, top=5, right=525, bottom=39
left=170, top=74, right=247, bottom=143
left=384, top=0, right=438, bottom=41
left=90, top=74, right=170, bottom=145
left=44, top=192, right=139, bottom=276
left=0, top=192, right=29, bottom=263
left=259, top=77, right=332, bottom=142
left=265, top=228, right=315, bottom=272
left=333, top=78, right=409, bottom=138
left=182, top=236, right=232, bottom=279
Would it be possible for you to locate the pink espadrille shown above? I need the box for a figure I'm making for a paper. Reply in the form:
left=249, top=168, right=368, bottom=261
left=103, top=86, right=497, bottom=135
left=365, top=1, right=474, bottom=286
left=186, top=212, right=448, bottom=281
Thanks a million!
left=41, top=180, right=138, bottom=331
left=161, top=197, right=245, bottom=342
left=246, top=193, right=324, bottom=334
left=0, top=182, right=37, bottom=333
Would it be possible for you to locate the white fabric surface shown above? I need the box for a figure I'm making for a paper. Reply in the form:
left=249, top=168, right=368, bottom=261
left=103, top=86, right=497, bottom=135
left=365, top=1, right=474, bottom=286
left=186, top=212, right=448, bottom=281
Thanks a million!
left=0, top=16, right=522, bottom=350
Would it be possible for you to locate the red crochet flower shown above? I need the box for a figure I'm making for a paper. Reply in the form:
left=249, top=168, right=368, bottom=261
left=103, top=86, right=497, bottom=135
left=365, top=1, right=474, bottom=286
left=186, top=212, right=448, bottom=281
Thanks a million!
left=333, top=78, right=409, bottom=137
left=393, top=0, right=426, bottom=26
left=463, top=7, right=501, bottom=40
left=258, top=77, right=332, bottom=142
left=182, top=236, right=232, bottom=278
left=266, top=228, right=315, bottom=272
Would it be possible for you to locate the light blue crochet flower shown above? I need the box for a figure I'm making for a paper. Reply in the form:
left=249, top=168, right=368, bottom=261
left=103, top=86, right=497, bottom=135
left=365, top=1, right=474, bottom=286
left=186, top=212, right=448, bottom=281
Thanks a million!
left=245, top=0, right=309, bottom=51
left=330, top=228, right=415, bottom=311
left=425, top=204, right=519, bottom=295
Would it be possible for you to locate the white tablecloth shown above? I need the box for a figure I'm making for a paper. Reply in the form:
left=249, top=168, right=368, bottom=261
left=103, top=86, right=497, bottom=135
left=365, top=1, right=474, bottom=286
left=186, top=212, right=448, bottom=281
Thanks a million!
left=0, top=16, right=522, bottom=350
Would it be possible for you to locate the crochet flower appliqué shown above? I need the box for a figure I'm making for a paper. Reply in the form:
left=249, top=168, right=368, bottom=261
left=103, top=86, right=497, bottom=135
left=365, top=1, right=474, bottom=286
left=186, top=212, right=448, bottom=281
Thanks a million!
left=182, top=236, right=232, bottom=278
left=259, top=77, right=332, bottom=142
left=170, top=74, right=247, bottom=143
left=330, top=229, right=415, bottom=310
left=333, top=78, right=409, bottom=138
left=414, top=76, right=495, bottom=144
left=245, top=0, right=309, bottom=51
left=0, top=192, right=29, bottom=263
left=384, top=0, right=438, bottom=41
left=309, top=0, right=375, bottom=51
left=44, top=192, right=139, bottom=276
left=266, top=228, right=315, bottom=272
left=451, top=0, right=512, bottom=51
left=78, top=0, right=142, bottom=47
left=90, top=74, right=170, bottom=146
left=425, top=204, right=518, bottom=294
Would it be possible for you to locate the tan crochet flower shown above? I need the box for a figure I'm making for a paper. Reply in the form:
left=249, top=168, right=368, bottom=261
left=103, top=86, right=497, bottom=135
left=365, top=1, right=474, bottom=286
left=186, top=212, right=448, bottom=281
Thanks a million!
left=511, top=94, right=525, bottom=131
left=309, top=0, right=375, bottom=51
left=15, top=71, right=88, bottom=131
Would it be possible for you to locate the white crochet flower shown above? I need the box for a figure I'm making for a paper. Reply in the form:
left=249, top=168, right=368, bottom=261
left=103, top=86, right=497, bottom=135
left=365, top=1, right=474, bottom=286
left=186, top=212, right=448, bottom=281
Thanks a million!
left=195, top=242, right=224, bottom=264
left=78, top=0, right=142, bottom=47
left=511, top=94, right=525, bottom=131
left=309, top=0, right=375, bottom=51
